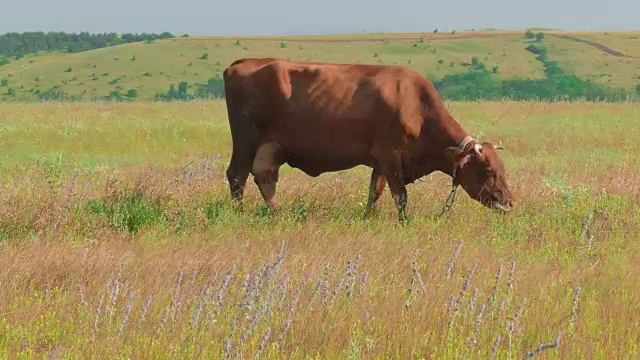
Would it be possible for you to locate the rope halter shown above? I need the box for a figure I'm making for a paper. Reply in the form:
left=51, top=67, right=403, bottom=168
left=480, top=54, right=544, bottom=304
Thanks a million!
left=437, top=135, right=477, bottom=217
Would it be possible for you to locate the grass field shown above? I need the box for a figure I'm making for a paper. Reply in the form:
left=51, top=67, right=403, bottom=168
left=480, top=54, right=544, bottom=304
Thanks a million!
left=0, top=100, right=639, bottom=358
left=1, top=30, right=640, bottom=101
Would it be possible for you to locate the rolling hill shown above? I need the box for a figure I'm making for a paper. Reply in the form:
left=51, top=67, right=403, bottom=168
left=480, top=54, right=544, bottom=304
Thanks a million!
left=0, top=30, right=639, bottom=101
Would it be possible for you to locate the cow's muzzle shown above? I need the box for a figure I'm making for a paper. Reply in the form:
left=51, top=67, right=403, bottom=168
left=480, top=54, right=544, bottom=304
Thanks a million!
left=491, top=200, right=513, bottom=212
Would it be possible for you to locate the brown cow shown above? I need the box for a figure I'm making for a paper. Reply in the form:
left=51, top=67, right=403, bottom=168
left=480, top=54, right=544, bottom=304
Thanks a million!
left=222, top=57, right=514, bottom=222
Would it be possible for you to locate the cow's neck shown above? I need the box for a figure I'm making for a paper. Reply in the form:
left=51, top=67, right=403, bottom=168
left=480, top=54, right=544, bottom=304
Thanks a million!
left=405, top=104, right=475, bottom=181
left=430, top=111, right=476, bottom=177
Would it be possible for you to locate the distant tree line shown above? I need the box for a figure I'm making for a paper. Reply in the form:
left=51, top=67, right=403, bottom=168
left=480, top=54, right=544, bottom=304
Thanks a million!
left=0, top=31, right=182, bottom=58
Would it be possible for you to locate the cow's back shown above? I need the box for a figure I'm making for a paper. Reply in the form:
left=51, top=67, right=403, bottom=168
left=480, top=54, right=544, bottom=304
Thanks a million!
left=224, top=58, right=434, bottom=175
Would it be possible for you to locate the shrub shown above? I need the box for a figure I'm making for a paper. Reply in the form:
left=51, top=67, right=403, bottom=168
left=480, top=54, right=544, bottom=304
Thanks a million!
left=156, top=81, right=192, bottom=101
left=525, top=44, right=541, bottom=54
left=86, top=192, right=160, bottom=233
left=195, top=77, right=225, bottom=99
left=127, top=89, right=138, bottom=98
left=112, top=193, right=159, bottom=232
left=178, top=81, right=188, bottom=97
left=525, top=30, right=535, bottom=39
left=65, top=66, right=72, bottom=72
left=0, top=79, right=7, bottom=87
left=106, top=90, right=125, bottom=101
left=38, top=88, right=71, bottom=101
left=200, top=53, right=208, bottom=60
left=536, top=33, right=545, bottom=42
left=205, top=200, right=229, bottom=224
left=280, top=42, right=288, bottom=48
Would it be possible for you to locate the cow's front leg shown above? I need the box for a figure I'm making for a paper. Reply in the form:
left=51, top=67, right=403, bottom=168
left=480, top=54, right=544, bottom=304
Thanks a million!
left=387, top=173, right=408, bottom=224
left=252, top=140, right=286, bottom=212
left=364, top=167, right=387, bottom=217
left=375, top=153, right=408, bottom=224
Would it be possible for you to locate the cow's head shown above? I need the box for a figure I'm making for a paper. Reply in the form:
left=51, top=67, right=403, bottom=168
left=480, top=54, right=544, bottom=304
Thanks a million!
left=445, top=141, right=514, bottom=212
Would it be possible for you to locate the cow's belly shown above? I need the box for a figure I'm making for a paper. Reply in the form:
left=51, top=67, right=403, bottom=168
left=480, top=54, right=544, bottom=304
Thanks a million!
left=282, top=140, right=374, bottom=177
left=271, top=113, right=381, bottom=176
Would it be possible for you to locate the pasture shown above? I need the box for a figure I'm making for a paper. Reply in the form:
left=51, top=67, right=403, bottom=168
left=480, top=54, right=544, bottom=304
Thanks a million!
left=0, top=100, right=639, bottom=358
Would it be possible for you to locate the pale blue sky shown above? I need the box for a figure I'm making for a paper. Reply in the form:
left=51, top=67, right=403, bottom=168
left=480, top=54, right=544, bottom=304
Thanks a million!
left=2, top=0, right=638, bottom=35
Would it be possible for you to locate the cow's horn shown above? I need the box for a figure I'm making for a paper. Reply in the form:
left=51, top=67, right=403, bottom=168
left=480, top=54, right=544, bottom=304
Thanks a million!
left=494, top=141, right=504, bottom=150
left=473, top=143, right=482, bottom=155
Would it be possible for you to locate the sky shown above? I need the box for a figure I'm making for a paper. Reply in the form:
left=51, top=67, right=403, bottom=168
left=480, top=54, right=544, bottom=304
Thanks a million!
left=1, top=0, right=639, bottom=35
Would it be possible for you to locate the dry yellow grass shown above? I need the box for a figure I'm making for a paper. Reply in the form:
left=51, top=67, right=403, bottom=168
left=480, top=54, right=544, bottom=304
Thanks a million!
left=0, top=100, right=639, bottom=358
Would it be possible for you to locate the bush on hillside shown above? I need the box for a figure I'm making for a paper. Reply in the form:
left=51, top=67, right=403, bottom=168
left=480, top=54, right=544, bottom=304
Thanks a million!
left=525, top=44, right=541, bottom=54
left=195, top=78, right=225, bottom=99
left=156, top=81, right=192, bottom=101
left=38, top=88, right=72, bottom=101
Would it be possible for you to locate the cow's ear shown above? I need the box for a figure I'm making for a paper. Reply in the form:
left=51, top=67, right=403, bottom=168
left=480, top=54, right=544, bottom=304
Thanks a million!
left=445, top=147, right=472, bottom=168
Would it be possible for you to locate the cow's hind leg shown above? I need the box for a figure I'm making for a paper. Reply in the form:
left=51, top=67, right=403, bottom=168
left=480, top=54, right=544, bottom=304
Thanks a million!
left=226, top=149, right=254, bottom=210
left=364, top=167, right=387, bottom=217
left=252, top=140, right=286, bottom=212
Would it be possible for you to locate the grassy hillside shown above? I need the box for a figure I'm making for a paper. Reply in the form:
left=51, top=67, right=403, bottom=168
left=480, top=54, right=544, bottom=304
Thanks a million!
left=2, top=29, right=639, bottom=102
left=0, top=100, right=639, bottom=357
